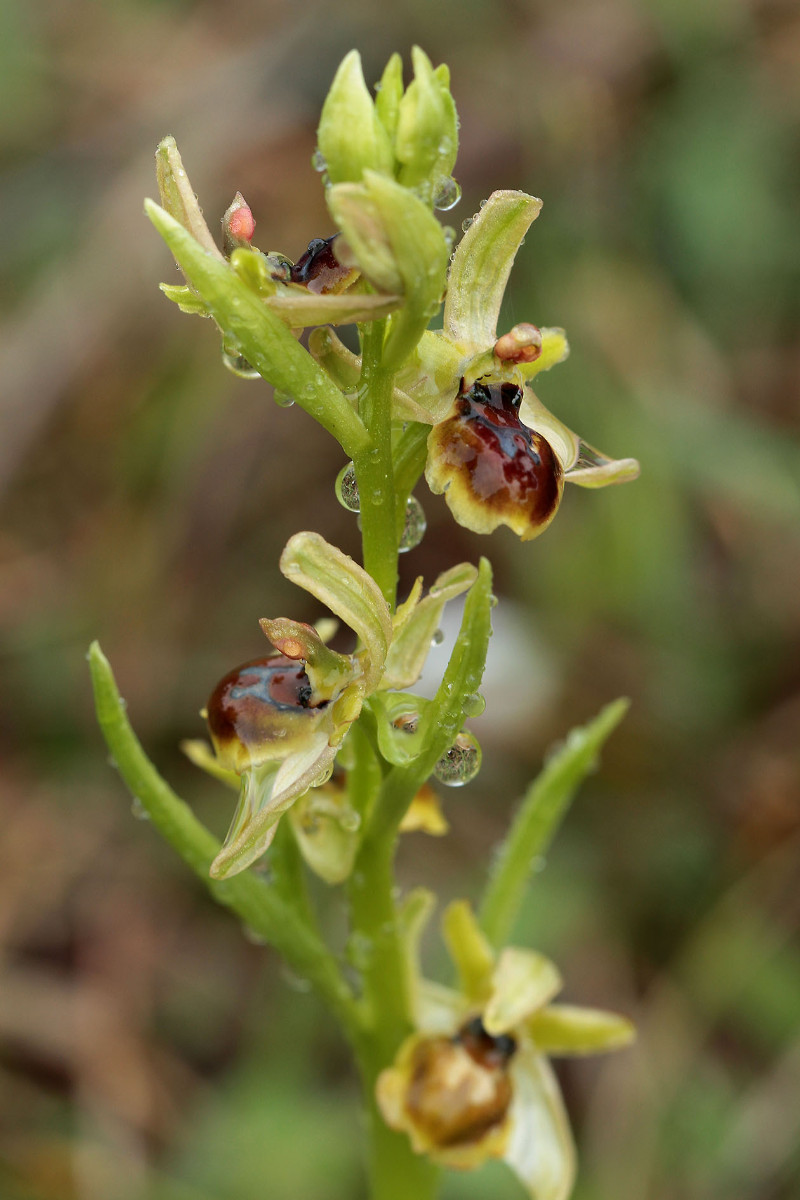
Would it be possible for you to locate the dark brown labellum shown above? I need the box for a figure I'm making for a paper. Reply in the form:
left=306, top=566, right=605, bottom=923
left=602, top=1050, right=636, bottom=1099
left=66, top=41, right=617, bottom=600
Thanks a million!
left=289, top=235, right=355, bottom=294
left=429, top=380, right=563, bottom=539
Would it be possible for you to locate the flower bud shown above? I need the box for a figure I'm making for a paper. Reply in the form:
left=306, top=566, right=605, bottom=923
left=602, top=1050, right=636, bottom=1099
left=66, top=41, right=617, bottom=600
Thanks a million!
left=317, top=50, right=394, bottom=184
left=395, top=47, right=458, bottom=200
left=221, top=192, right=255, bottom=256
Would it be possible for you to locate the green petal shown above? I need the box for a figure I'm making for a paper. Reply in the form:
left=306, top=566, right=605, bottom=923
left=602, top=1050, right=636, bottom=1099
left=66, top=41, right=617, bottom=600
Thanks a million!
left=483, top=948, right=562, bottom=1036
left=381, top=562, right=478, bottom=690
left=159, top=283, right=210, bottom=316
left=518, top=327, right=570, bottom=380
left=563, top=443, right=641, bottom=488
left=145, top=201, right=370, bottom=459
left=279, top=532, right=392, bottom=692
left=505, top=1046, right=576, bottom=1200
left=442, top=899, right=495, bottom=1003
left=445, top=191, right=542, bottom=348
left=289, top=783, right=360, bottom=885
left=317, top=50, right=395, bottom=184
left=528, top=1004, right=636, bottom=1056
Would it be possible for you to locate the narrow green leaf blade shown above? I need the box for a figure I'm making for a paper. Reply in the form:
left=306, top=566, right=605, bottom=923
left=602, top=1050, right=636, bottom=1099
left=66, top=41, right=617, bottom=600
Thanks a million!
left=479, top=698, right=630, bottom=948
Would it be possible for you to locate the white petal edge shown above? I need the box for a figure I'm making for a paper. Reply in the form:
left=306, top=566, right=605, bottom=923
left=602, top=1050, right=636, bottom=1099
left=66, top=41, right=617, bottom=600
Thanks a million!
left=505, top=1044, right=576, bottom=1200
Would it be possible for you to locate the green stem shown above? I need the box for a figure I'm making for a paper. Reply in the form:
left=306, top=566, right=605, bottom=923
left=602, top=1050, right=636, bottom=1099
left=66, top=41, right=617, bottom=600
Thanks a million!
left=354, top=320, right=398, bottom=608
left=88, top=641, right=358, bottom=1038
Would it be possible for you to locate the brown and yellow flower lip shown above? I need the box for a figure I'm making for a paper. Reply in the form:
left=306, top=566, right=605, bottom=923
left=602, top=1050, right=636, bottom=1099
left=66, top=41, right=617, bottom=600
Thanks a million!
left=206, top=655, right=329, bottom=775
left=426, top=379, right=564, bottom=541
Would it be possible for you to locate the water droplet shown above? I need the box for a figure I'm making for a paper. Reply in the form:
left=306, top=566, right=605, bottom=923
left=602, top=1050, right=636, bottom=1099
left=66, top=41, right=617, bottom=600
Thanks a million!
left=479, top=199, right=488, bottom=209
left=311, top=148, right=327, bottom=172
left=311, top=762, right=334, bottom=788
left=398, top=496, right=427, bottom=553
left=442, top=225, right=456, bottom=252
left=433, top=175, right=462, bottom=211
left=463, top=692, right=486, bottom=718
left=461, top=216, right=475, bottom=232
left=131, top=797, right=150, bottom=821
left=433, top=731, right=482, bottom=787
left=222, top=348, right=259, bottom=379
left=243, top=925, right=268, bottom=946
left=340, top=809, right=361, bottom=833
left=273, top=390, right=295, bottom=408
left=335, top=462, right=360, bottom=511
left=106, top=755, right=118, bottom=770
left=489, top=594, right=499, bottom=608
left=348, top=931, right=373, bottom=970
left=431, top=628, right=445, bottom=646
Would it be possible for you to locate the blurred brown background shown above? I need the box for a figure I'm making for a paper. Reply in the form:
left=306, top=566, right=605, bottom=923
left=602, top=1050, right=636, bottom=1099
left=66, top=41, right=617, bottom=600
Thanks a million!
left=2, top=1, right=799, bottom=1198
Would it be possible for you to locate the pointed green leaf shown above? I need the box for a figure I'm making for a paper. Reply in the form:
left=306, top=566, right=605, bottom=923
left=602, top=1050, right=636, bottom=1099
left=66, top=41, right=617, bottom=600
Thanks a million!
left=479, top=698, right=630, bottom=948
left=155, top=136, right=223, bottom=260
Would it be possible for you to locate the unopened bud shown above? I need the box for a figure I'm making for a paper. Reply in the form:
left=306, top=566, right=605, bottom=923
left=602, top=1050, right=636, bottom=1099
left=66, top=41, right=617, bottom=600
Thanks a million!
left=222, top=192, right=256, bottom=256
left=317, top=50, right=394, bottom=184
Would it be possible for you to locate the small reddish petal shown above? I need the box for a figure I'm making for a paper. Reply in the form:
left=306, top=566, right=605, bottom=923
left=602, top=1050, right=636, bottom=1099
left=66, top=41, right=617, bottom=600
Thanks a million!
left=493, top=323, right=542, bottom=365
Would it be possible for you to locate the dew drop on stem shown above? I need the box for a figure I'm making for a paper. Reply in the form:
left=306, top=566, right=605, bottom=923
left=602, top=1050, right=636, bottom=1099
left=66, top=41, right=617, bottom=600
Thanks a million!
left=335, top=462, right=360, bottom=512
left=398, top=496, right=426, bottom=553
left=433, top=731, right=482, bottom=787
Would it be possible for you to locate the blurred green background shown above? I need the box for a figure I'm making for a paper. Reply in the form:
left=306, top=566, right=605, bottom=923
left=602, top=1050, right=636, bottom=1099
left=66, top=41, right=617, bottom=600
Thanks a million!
left=1, top=1, right=799, bottom=1198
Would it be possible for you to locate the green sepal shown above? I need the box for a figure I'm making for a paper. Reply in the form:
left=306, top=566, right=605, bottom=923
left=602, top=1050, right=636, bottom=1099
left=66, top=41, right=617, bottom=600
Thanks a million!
left=478, top=698, right=630, bottom=948
left=145, top=200, right=370, bottom=459
left=279, top=532, right=392, bottom=693
left=527, top=1004, right=636, bottom=1056
left=395, top=47, right=458, bottom=201
left=519, top=326, right=570, bottom=379
left=445, top=190, right=542, bottom=347
left=159, top=283, right=210, bottom=316
left=155, top=136, right=222, bottom=260
left=317, top=50, right=395, bottom=184
left=375, top=52, right=404, bottom=146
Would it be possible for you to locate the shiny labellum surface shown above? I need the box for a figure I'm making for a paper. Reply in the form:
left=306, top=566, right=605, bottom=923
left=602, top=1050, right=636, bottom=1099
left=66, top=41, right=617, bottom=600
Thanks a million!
left=404, top=1031, right=515, bottom=1149
left=206, top=656, right=328, bottom=774
left=426, top=380, right=564, bottom=541
left=289, top=235, right=356, bottom=294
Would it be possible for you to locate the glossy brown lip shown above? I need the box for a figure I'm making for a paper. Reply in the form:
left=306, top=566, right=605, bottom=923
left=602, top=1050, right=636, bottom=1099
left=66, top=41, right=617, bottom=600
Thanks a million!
left=430, top=380, right=563, bottom=533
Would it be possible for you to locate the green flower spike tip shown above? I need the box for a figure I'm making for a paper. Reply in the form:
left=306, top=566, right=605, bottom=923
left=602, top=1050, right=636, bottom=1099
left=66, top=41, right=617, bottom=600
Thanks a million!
left=378, top=900, right=634, bottom=1199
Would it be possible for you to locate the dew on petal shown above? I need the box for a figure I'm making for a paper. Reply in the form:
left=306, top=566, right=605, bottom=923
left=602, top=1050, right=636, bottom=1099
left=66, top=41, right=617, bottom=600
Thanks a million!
left=433, top=731, right=482, bottom=787
left=399, top=496, right=427, bottom=553
left=335, top=462, right=360, bottom=512
left=273, top=390, right=295, bottom=408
